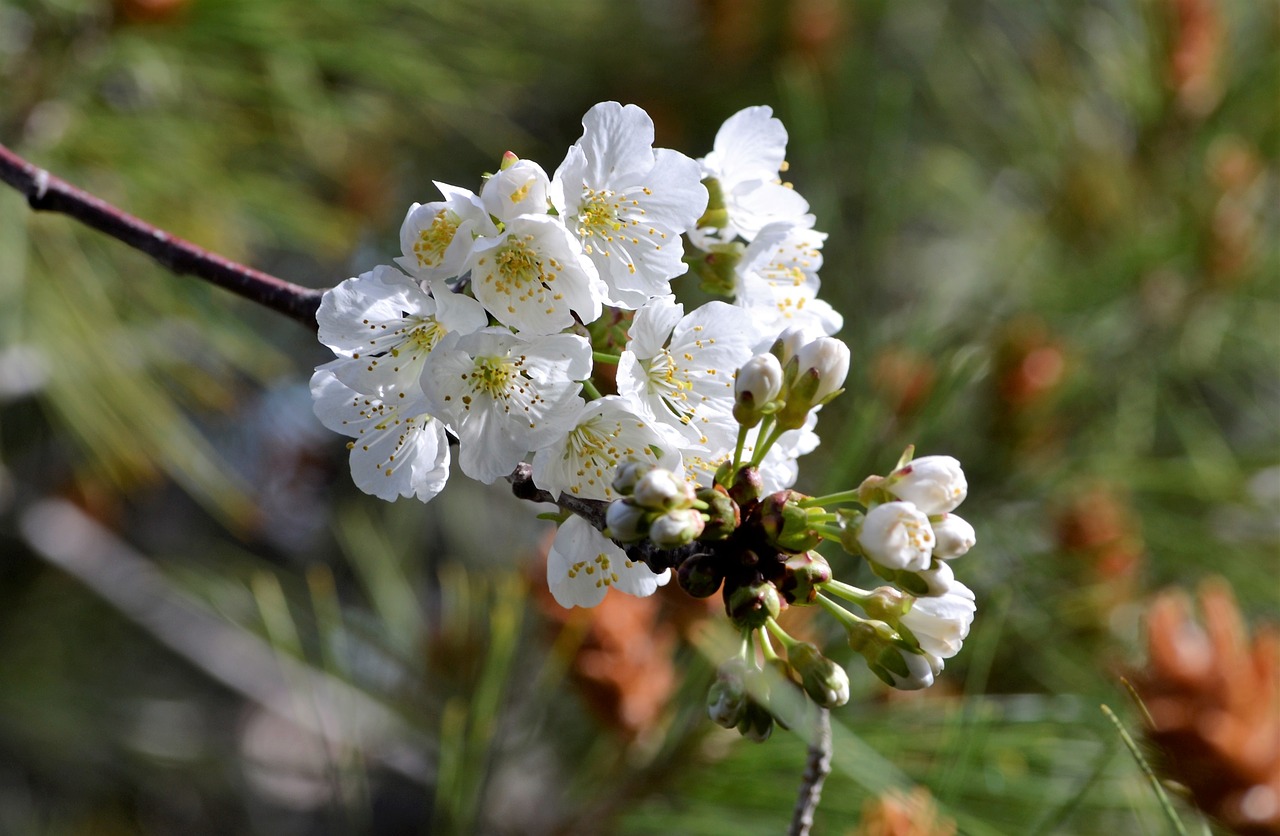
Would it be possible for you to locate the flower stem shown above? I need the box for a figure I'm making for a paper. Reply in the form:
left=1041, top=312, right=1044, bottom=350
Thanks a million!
left=798, top=489, right=863, bottom=509
left=592, top=350, right=621, bottom=365
left=822, top=578, right=876, bottom=605
left=581, top=379, right=602, bottom=400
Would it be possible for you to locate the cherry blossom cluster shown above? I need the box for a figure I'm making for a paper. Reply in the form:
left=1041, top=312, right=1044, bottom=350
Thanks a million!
left=308, top=101, right=978, bottom=736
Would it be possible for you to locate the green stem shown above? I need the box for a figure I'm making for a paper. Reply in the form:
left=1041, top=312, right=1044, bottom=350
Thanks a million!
left=751, top=420, right=786, bottom=467
left=815, top=592, right=864, bottom=631
left=799, top=489, right=862, bottom=508
left=592, top=350, right=621, bottom=365
left=765, top=617, right=797, bottom=651
left=732, top=423, right=749, bottom=472
left=581, top=379, right=602, bottom=400
left=822, top=578, right=876, bottom=605
left=757, top=626, right=781, bottom=662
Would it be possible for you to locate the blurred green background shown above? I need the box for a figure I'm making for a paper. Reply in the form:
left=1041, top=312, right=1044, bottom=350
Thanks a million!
left=0, top=0, right=1276, bottom=833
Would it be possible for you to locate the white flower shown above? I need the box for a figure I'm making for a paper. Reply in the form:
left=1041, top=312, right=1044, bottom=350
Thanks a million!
left=692, top=106, right=814, bottom=247
left=913, top=558, right=977, bottom=597
left=604, top=499, right=648, bottom=542
left=395, top=183, right=496, bottom=281
left=794, top=336, right=850, bottom=405
left=466, top=214, right=605, bottom=335
left=680, top=414, right=819, bottom=494
left=552, top=102, right=707, bottom=309
left=317, top=265, right=488, bottom=399
left=884, top=648, right=944, bottom=691
left=481, top=158, right=552, bottom=222
left=531, top=395, right=678, bottom=502
left=422, top=328, right=592, bottom=483
left=631, top=466, right=690, bottom=510
left=547, top=515, right=671, bottom=608
left=857, top=501, right=936, bottom=571
left=735, top=222, right=842, bottom=338
left=616, top=296, right=754, bottom=449
left=900, top=584, right=976, bottom=659
left=735, top=352, right=784, bottom=404
left=888, top=455, right=968, bottom=515
left=311, top=361, right=450, bottom=502
left=932, top=513, right=976, bottom=559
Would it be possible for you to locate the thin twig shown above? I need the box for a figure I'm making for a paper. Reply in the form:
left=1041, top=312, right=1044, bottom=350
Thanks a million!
left=507, top=462, right=702, bottom=572
left=0, top=142, right=324, bottom=329
left=790, top=707, right=832, bottom=836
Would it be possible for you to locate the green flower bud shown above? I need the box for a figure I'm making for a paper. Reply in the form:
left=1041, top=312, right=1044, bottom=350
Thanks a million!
left=787, top=642, right=850, bottom=708
left=760, top=491, right=822, bottom=554
left=780, top=551, right=831, bottom=605
left=707, top=659, right=748, bottom=728
left=677, top=552, right=724, bottom=598
left=696, top=486, right=740, bottom=540
left=736, top=700, right=774, bottom=742
left=725, top=580, right=782, bottom=630
left=648, top=508, right=705, bottom=549
left=727, top=465, right=764, bottom=506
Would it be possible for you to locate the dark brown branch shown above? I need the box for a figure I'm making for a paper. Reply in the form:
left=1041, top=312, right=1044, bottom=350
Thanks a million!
left=789, top=707, right=832, bottom=836
left=0, top=142, right=324, bottom=329
left=507, top=462, right=702, bottom=573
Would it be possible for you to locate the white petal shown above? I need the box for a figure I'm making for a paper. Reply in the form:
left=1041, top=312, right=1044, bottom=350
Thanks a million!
left=547, top=516, right=669, bottom=608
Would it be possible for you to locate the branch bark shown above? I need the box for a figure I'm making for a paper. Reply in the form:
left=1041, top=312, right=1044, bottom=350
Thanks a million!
left=789, top=707, right=832, bottom=836
left=0, top=142, right=324, bottom=329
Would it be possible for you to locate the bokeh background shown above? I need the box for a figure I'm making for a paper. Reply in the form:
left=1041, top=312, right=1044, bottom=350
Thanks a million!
left=0, top=0, right=1276, bottom=833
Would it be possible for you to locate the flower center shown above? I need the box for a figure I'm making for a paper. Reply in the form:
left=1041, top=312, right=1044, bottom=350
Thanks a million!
left=470, top=355, right=516, bottom=398
left=413, top=209, right=460, bottom=268
left=566, top=552, right=621, bottom=589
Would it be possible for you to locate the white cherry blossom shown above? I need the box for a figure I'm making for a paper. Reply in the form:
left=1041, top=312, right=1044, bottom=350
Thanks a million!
left=311, top=360, right=450, bottom=502
left=547, top=515, right=671, bottom=608
left=481, top=157, right=553, bottom=222
left=531, top=395, right=679, bottom=501
left=615, top=296, right=753, bottom=449
left=900, top=584, right=976, bottom=659
left=888, top=455, right=968, bottom=515
left=317, top=265, right=488, bottom=400
left=552, top=102, right=707, bottom=309
left=395, top=183, right=495, bottom=281
left=422, top=328, right=592, bottom=483
left=858, top=501, right=936, bottom=571
left=692, top=106, right=814, bottom=247
left=466, top=214, right=605, bottom=335
left=735, top=222, right=842, bottom=338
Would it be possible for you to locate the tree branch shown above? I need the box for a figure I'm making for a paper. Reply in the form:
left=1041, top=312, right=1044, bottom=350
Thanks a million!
left=789, top=707, right=832, bottom=836
left=0, top=142, right=324, bottom=329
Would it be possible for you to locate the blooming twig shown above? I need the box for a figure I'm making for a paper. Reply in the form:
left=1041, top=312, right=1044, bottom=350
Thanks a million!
left=0, top=142, right=324, bottom=329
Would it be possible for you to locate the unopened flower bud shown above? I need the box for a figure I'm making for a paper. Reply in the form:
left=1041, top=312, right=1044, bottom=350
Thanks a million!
left=734, top=353, right=784, bottom=428
left=727, top=464, right=764, bottom=506
left=648, top=508, right=705, bottom=549
left=611, top=461, right=653, bottom=497
left=707, top=659, right=748, bottom=728
left=931, top=513, right=976, bottom=559
left=633, top=468, right=689, bottom=510
left=604, top=500, right=648, bottom=543
left=770, top=327, right=808, bottom=367
left=725, top=579, right=782, bottom=630
left=859, top=586, right=911, bottom=624
left=857, top=501, right=935, bottom=571
left=761, top=491, right=822, bottom=553
left=780, top=551, right=831, bottom=605
left=888, top=455, right=967, bottom=515
left=787, top=642, right=850, bottom=708
left=736, top=700, right=774, bottom=742
left=795, top=337, right=850, bottom=405
left=696, top=486, right=739, bottom=540
left=677, top=552, right=724, bottom=598
left=870, top=646, right=942, bottom=691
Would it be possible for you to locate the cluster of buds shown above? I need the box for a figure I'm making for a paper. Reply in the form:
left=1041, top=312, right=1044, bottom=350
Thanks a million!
left=601, top=333, right=978, bottom=739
